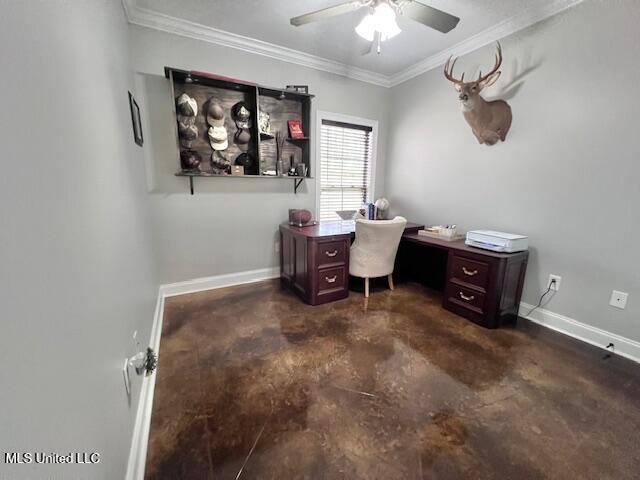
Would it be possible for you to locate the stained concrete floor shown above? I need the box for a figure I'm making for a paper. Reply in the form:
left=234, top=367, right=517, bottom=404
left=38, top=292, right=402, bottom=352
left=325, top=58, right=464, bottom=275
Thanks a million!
left=145, top=280, right=640, bottom=479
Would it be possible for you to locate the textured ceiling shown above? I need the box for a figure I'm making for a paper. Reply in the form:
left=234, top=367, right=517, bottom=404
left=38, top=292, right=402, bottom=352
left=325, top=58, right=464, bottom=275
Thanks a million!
left=134, top=0, right=567, bottom=76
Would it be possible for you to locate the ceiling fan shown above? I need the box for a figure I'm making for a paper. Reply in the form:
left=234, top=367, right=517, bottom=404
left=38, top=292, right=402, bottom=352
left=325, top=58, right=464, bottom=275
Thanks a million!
left=290, top=0, right=460, bottom=54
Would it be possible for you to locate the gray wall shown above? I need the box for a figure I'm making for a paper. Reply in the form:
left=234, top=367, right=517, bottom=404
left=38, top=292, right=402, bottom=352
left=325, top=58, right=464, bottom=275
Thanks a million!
left=0, top=1, right=158, bottom=478
left=130, top=26, right=390, bottom=284
left=385, top=0, right=640, bottom=342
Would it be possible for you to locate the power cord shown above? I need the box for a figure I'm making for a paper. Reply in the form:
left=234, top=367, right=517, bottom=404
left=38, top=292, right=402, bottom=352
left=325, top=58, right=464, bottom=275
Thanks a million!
left=603, top=343, right=615, bottom=360
left=525, top=280, right=615, bottom=361
left=525, top=279, right=556, bottom=316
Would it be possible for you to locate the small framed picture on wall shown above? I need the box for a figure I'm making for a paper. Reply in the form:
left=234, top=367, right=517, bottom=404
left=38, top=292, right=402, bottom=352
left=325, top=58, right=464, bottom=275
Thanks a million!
left=128, top=91, right=143, bottom=146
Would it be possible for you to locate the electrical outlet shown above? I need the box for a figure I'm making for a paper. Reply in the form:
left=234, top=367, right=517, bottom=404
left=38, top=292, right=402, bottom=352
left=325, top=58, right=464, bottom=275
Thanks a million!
left=609, top=290, right=628, bottom=310
left=548, top=274, right=561, bottom=291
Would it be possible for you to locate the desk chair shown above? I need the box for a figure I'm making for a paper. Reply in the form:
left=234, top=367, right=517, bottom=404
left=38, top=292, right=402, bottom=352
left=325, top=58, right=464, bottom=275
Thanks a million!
left=349, top=216, right=408, bottom=297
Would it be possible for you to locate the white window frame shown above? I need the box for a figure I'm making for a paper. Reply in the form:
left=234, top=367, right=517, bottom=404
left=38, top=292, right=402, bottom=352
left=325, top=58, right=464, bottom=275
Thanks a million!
left=315, top=110, right=378, bottom=221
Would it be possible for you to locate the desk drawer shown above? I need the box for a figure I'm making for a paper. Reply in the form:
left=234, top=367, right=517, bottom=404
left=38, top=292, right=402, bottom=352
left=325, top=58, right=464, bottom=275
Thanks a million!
left=446, top=283, right=486, bottom=314
left=317, top=240, right=348, bottom=267
left=450, top=255, right=490, bottom=291
left=317, top=266, right=347, bottom=295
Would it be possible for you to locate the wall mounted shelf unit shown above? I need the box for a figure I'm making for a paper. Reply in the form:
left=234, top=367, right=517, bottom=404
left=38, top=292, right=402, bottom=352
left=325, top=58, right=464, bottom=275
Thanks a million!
left=165, top=67, right=313, bottom=195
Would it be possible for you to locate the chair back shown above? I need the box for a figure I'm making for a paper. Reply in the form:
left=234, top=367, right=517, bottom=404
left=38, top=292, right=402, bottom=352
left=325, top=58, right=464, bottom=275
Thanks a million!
left=349, top=216, right=408, bottom=279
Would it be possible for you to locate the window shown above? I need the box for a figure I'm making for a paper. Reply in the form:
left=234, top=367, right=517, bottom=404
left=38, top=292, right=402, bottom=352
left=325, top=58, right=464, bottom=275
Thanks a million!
left=318, top=116, right=376, bottom=221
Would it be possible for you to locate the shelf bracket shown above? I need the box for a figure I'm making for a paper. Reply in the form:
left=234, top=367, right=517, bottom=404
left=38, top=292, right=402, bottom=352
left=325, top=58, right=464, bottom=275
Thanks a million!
left=294, top=178, right=304, bottom=194
left=188, top=176, right=194, bottom=195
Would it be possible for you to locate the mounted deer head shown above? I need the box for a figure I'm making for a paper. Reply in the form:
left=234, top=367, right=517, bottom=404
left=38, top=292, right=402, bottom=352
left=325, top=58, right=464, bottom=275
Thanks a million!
left=444, top=42, right=512, bottom=145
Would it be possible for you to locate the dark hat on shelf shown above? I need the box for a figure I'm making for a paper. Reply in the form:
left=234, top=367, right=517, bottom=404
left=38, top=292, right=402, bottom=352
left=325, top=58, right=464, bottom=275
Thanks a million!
left=234, top=128, right=251, bottom=152
left=235, top=152, right=254, bottom=168
left=206, top=99, right=226, bottom=127
left=208, top=126, right=228, bottom=151
left=176, top=93, right=197, bottom=117
left=210, top=152, right=231, bottom=174
left=232, top=101, right=251, bottom=129
left=180, top=149, right=201, bottom=171
left=178, top=122, right=198, bottom=140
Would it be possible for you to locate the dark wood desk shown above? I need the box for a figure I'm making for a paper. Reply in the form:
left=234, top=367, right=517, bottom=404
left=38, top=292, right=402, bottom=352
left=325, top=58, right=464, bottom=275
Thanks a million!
left=279, top=221, right=423, bottom=305
left=399, top=233, right=528, bottom=328
left=280, top=221, right=528, bottom=329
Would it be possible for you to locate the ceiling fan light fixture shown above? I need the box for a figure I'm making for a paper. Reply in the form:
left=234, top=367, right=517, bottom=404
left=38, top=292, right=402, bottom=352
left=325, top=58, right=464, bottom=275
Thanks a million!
left=355, top=12, right=376, bottom=41
left=355, top=2, right=401, bottom=42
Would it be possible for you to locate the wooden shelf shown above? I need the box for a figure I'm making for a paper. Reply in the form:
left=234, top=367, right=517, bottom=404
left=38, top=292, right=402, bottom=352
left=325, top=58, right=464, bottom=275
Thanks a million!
left=175, top=171, right=312, bottom=194
left=175, top=171, right=310, bottom=179
left=286, top=137, right=309, bottom=143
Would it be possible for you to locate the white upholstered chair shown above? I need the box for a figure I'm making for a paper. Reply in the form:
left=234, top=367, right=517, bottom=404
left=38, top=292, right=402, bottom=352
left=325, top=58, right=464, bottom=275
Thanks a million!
left=349, top=216, right=408, bottom=297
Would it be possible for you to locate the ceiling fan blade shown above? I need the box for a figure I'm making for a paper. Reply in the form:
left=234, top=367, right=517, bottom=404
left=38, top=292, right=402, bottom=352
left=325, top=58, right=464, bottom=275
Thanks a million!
left=290, top=1, right=364, bottom=27
left=402, top=1, right=460, bottom=33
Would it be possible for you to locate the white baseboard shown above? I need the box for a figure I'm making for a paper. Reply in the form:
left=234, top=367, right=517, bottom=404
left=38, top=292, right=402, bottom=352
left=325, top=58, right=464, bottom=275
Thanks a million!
left=160, top=267, right=280, bottom=297
left=125, top=289, right=165, bottom=480
left=125, top=266, right=280, bottom=480
left=519, top=302, right=640, bottom=364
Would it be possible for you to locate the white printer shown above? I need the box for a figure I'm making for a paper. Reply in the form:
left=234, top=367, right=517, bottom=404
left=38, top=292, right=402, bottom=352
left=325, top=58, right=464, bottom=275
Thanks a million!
left=466, top=230, right=529, bottom=253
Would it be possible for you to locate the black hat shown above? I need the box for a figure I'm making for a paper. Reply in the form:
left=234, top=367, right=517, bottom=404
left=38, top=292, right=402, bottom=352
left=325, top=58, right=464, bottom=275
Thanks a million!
left=180, top=150, right=201, bottom=171
left=235, top=152, right=254, bottom=168
left=234, top=129, right=251, bottom=152
left=231, top=102, right=251, bottom=129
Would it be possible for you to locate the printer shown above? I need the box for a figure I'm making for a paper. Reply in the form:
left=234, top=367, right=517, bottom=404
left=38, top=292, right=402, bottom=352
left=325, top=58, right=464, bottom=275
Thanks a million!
left=466, top=230, right=528, bottom=253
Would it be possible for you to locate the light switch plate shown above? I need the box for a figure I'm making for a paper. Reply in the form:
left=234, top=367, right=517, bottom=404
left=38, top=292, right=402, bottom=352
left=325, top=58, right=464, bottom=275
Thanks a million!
left=609, top=290, right=628, bottom=309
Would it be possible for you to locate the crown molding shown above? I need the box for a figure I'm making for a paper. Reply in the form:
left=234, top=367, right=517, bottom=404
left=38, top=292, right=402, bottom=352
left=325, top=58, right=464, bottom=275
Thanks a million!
left=121, top=0, right=392, bottom=87
left=388, top=0, right=584, bottom=86
left=122, top=0, right=583, bottom=89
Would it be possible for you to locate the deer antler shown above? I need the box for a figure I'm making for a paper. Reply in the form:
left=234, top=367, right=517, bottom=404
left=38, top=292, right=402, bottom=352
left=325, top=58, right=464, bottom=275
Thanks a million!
left=477, top=42, right=503, bottom=83
left=444, top=42, right=503, bottom=85
left=444, top=56, right=464, bottom=84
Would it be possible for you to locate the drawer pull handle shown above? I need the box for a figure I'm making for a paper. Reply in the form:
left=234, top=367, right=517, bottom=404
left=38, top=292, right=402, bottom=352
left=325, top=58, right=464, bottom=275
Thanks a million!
left=325, top=249, right=339, bottom=257
left=462, top=267, right=478, bottom=276
left=459, top=292, right=475, bottom=301
left=325, top=275, right=337, bottom=283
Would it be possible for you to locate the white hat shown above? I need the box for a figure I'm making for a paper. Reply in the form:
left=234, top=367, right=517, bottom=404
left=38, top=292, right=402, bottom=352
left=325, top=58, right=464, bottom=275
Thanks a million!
left=208, top=126, right=228, bottom=150
left=176, top=93, right=197, bottom=117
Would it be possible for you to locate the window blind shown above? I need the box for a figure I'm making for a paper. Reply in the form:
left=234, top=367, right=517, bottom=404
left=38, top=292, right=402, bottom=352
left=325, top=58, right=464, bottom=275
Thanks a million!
left=319, top=119, right=373, bottom=221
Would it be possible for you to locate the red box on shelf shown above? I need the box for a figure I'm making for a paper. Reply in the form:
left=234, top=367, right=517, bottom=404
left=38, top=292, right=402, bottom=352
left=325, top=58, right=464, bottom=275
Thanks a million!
left=287, top=119, right=304, bottom=139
